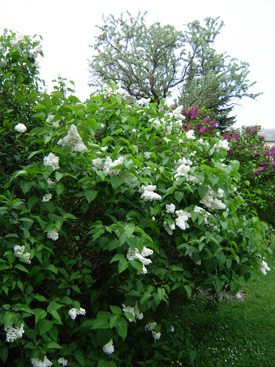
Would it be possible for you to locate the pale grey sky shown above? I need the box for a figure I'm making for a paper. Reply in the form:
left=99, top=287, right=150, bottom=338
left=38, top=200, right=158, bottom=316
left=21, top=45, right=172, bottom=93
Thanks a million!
left=0, top=0, right=274, bottom=128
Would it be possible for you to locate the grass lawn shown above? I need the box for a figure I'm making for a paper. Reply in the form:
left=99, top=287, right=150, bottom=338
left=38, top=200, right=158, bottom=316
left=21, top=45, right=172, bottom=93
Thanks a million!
left=181, top=241, right=275, bottom=366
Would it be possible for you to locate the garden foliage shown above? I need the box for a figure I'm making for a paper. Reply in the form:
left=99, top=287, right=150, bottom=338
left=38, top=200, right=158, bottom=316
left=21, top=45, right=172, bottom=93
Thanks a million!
left=0, top=33, right=270, bottom=367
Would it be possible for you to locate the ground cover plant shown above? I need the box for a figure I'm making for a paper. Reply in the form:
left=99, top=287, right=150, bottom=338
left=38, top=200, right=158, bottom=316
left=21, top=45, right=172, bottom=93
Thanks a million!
left=0, top=31, right=272, bottom=367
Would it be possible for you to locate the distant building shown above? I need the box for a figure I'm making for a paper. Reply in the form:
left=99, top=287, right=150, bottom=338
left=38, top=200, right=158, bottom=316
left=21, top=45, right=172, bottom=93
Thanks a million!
left=260, top=129, right=275, bottom=146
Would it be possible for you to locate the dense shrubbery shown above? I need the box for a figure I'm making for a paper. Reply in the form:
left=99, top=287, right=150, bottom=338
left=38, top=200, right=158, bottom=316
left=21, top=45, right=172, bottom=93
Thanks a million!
left=177, top=105, right=275, bottom=227
left=0, top=32, right=271, bottom=367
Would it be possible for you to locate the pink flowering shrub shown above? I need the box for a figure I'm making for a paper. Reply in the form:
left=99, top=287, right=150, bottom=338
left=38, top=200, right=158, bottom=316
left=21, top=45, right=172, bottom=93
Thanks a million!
left=222, top=125, right=275, bottom=226
left=0, top=35, right=271, bottom=367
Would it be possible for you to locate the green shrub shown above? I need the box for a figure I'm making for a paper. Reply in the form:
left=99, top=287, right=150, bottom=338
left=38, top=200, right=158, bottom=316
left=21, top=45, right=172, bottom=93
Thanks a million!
left=0, top=35, right=271, bottom=367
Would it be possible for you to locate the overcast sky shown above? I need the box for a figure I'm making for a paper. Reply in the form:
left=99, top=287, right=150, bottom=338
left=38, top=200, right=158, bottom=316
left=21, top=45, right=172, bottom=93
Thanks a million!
left=0, top=0, right=274, bottom=128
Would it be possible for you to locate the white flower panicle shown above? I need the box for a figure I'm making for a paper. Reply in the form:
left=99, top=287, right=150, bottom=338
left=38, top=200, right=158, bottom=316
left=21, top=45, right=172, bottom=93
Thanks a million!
left=139, top=185, right=162, bottom=202
left=47, top=179, right=55, bottom=186
left=214, top=139, right=230, bottom=151
left=166, top=203, right=176, bottom=214
left=58, top=358, right=69, bottom=366
left=200, top=187, right=226, bottom=211
left=145, top=322, right=157, bottom=332
left=163, top=221, right=175, bottom=236
left=15, top=123, right=27, bottom=133
left=170, top=325, right=175, bottom=332
left=31, top=356, right=52, bottom=367
left=46, top=114, right=60, bottom=127
left=259, top=260, right=271, bottom=276
left=122, top=301, right=143, bottom=322
left=103, top=339, right=114, bottom=354
left=5, top=323, right=24, bottom=342
left=175, top=157, right=192, bottom=179
left=137, top=97, right=151, bottom=105
left=57, top=124, right=87, bottom=152
left=186, top=129, right=196, bottom=140
left=92, top=158, right=104, bottom=170
left=68, top=307, right=86, bottom=320
left=42, top=194, right=52, bottom=202
left=152, top=330, right=161, bottom=340
left=170, top=106, right=185, bottom=120
left=13, top=245, right=31, bottom=264
left=47, top=228, right=59, bottom=241
left=145, top=322, right=161, bottom=340
left=43, top=153, right=60, bottom=171
left=127, top=247, right=154, bottom=274
left=175, top=210, right=191, bottom=231
left=104, top=156, right=124, bottom=176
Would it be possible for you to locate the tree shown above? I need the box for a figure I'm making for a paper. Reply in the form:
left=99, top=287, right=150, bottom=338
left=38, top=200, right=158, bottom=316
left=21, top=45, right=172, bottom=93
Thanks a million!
left=89, top=13, right=260, bottom=130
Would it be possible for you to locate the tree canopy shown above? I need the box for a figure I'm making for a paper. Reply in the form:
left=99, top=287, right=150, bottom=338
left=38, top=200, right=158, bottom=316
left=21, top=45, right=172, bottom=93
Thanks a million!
left=89, top=13, right=261, bottom=130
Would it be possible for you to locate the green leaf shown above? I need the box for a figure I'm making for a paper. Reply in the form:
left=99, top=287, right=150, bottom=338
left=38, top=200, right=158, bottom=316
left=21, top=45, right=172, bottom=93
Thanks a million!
left=184, top=285, right=192, bottom=298
left=110, top=305, right=122, bottom=315
left=92, top=311, right=110, bottom=330
left=55, top=183, right=65, bottom=196
left=129, top=259, right=143, bottom=272
left=47, top=341, right=63, bottom=349
left=198, top=186, right=209, bottom=199
left=174, top=191, right=184, bottom=203
left=84, top=190, right=98, bottom=203
left=109, top=313, right=120, bottom=328
left=102, top=136, right=113, bottom=145
left=118, top=258, right=128, bottom=273
left=110, top=176, right=124, bottom=190
left=115, top=317, right=128, bottom=340
left=0, top=347, right=8, bottom=364
left=47, top=264, right=58, bottom=274
left=38, top=319, right=53, bottom=334
left=14, top=264, right=29, bottom=273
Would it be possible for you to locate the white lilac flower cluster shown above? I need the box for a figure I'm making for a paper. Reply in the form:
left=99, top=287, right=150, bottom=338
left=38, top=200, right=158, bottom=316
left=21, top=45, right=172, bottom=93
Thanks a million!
left=104, top=157, right=124, bottom=176
left=127, top=247, right=153, bottom=274
left=163, top=204, right=191, bottom=234
left=174, top=157, right=192, bottom=180
left=214, top=139, right=230, bottom=151
left=163, top=221, right=175, bottom=236
left=259, top=260, right=271, bottom=276
left=47, top=228, right=59, bottom=241
left=169, top=106, right=185, bottom=121
left=175, top=210, right=191, bottom=230
left=43, top=153, right=60, bottom=171
left=200, top=187, right=226, bottom=211
left=42, top=194, right=52, bottom=202
left=145, top=322, right=161, bottom=340
left=57, top=124, right=87, bottom=153
left=31, top=356, right=52, bottom=367
left=68, top=307, right=86, bottom=320
left=13, top=245, right=31, bottom=264
left=137, top=97, right=151, bottom=105
left=5, top=323, right=24, bottom=342
left=139, top=185, right=161, bottom=202
left=103, top=339, right=114, bottom=354
left=103, top=86, right=125, bottom=98
left=122, top=302, right=143, bottom=322
left=149, top=116, right=181, bottom=135
left=46, top=114, right=60, bottom=128
left=166, top=203, right=176, bottom=214
left=186, top=129, right=196, bottom=140
left=29, top=44, right=42, bottom=59
left=15, top=123, right=27, bottom=133
left=47, top=179, right=55, bottom=186
left=57, top=358, right=69, bottom=366
left=92, top=158, right=103, bottom=170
